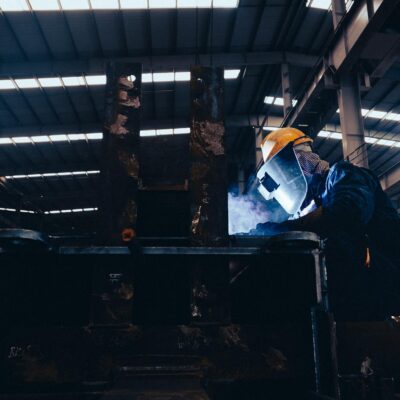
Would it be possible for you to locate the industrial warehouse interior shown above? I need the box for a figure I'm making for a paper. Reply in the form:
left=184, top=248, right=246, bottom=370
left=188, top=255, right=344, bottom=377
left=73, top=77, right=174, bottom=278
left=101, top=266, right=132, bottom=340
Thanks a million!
left=0, top=0, right=400, bottom=398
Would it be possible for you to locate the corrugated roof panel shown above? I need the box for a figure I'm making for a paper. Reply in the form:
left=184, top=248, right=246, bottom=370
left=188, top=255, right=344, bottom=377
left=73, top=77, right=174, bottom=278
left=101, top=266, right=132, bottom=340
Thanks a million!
left=67, top=88, right=98, bottom=123
left=122, top=10, right=149, bottom=55
left=0, top=15, right=26, bottom=61
left=45, top=90, right=81, bottom=124
left=23, top=90, right=61, bottom=125
left=150, top=11, right=176, bottom=54
left=207, top=9, right=237, bottom=52
left=176, top=10, right=198, bottom=53
left=5, top=13, right=52, bottom=60
left=64, top=12, right=102, bottom=58
left=230, top=7, right=259, bottom=51
left=154, top=87, right=174, bottom=119
left=93, top=11, right=127, bottom=57
left=35, top=13, right=77, bottom=59
left=0, top=92, right=40, bottom=125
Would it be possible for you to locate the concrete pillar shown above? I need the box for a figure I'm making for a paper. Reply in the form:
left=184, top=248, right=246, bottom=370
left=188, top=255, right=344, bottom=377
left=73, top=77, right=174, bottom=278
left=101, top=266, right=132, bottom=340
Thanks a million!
left=281, top=63, right=292, bottom=118
left=337, top=72, right=369, bottom=168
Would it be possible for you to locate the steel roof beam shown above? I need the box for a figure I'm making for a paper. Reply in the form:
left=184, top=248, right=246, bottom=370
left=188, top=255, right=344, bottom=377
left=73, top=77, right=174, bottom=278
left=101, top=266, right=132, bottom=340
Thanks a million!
left=380, top=163, right=400, bottom=193
left=281, top=0, right=400, bottom=136
left=0, top=52, right=318, bottom=78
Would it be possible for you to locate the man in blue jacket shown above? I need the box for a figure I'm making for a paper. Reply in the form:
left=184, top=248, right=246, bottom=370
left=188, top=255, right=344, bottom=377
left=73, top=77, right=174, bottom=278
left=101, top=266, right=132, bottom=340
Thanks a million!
left=251, top=128, right=400, bottom=320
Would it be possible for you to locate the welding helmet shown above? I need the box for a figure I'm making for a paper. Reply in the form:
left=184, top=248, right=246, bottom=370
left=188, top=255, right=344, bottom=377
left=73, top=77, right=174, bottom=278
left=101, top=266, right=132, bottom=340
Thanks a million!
left=257, top=128, right=313, bottom=215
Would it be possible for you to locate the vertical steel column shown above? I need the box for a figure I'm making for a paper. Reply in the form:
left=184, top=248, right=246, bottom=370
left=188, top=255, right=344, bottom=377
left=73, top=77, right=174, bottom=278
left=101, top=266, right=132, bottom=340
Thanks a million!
left=337, top=72, right=368, bottom=168
left=189, top=66, right=228, bottom=246
left=281, top=63, right=292, bottom=118
left=331, top=0, right=346, bottom=29
left=102, top=63, right=142, bottom=244
left=255, top=129, right=264, bottom=169
left=189, top=66, right=229, bottom=324
left=238, top=168, right=246, bottom=195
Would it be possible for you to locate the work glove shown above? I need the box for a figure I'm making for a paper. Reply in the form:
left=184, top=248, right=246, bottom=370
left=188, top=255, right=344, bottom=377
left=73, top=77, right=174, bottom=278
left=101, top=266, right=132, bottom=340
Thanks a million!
left=248, top=222, right=289, bottom=236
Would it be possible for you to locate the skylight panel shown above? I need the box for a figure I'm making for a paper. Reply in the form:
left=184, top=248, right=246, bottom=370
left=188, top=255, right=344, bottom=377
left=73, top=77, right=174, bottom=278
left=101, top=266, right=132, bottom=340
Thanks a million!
left=148, top=0, right=176, bottom=8
left=86, top=132, right=103, bottom=140
left=60, top=0, right=90, bottom=9
left=174, top=71, right=190, bottom=81
left=318, top=131, right=330, bottom=138
left=90, top=0, right=119, bottom=9
left=0, top=138, right=12, bottom=144
left=365, top=137, right=378, bottom=144
left=224, top=69, right=240, bottom=79
left=120, top=0, right=147, bottom=8
left=15, top=79, right=39, bottom=89
left=174, top=127, right=190, bottom=134
left=385, top=112, right=400, bottom=121
left=0, top=80, right=15, bottom=90
left=62, top=76, right=86, bottom=86
left=153, top=72, right=175, bottom=82
left=329, top=132, right=342, bottom=140
left=38, top=77, right=62, bottom=88
left=142, top=73, right=153, bottom=83
left=274, top=97, right=284, bottom=106
left=213, top=0, right=238, bottom=7
left=264, top=96, right=274, bottom=104
left=376, top=138, right=395, bottom=147
left=361, top=109, right=369, bottom=116
left=367, top=109, right=386, bottom=119
left=306, top=0, right=331, bottom=10
left=29, top=0, right=60, bottom=10
left=85, top=75, right=106, bottom=85
left=13, top=136, right=32, bottom=144
left=31, top=135, right=50, bottom=143
left=68, top=133, right=86, bottom=141
left=177, top=0, right=211, bottom=7
left=49, top=134, right=69, bottom=142
left=140, top=130, right=157, bottom=137
left=0, top=0, right=29, bottom=11
left=157, top=129, right=174, bottom=135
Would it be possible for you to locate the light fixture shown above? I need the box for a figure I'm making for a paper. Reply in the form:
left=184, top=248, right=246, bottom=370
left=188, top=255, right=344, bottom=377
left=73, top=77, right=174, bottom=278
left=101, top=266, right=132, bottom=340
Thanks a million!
left=157, top=129, right=174, bottom=135
left=264, top=96, right=274, bottom=105
left=367, top=109, right=386, bottom=119
left=60, top=0, right=90, bottom=9
left=15, top=79, right=39, bottom=89
left=0, top=138, right=12, bottom=144
left=174, top=71, right=191, bottom=81
left=306, top=0, right=331, bottom=10
left=86, top=132, right=103, bottom=140
left=85, top=75, right=107, bottom=85
left=174, top=127, right=190, bottom=134
left=31, top=135, right=50, bottom=143
left=12, top=136, right=32, bottom=144
left=0, top=80, right=15, bottom=90
left=153, top=72, right=175, bottom=83
left=224, top=69, right=240, bottom=79
left=62, top=76, right=86, bottom=86
left=89, top=0, right=119, bottom=9
left=38, top=77, right=62, bottom=88
left=29, top=0, right=60, bottom=10
left=0, top=0, right=29, bottom=11
left=49, top=134, right=69, bottom=142
left=140, top=130, right=157, bottom=137
left=68, top=133, right=86, bottom=141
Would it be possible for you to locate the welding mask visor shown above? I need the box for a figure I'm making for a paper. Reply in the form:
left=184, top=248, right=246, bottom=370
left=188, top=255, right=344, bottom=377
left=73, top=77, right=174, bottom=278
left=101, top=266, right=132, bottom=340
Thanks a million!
left=256, top=142, right=307, bottom=215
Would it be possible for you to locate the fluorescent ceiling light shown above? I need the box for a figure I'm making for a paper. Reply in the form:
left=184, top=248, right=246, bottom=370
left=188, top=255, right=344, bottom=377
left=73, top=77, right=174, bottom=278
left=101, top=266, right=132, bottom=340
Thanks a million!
left=0, top=207, right=17, bottom=212
left=31, top=135, right=50, bottom=143
left=364, top=137, right=377, bottom=144
left=0, top=138, right=12, bottom=144
left=5, top=170, right=100, bottom=180
left=90, top=0, right=119, bottom=9
left=38, top=77, right=62, bottom=88
left=174, top=71, right=190, bottom=81
left=29, top=0, right=60, bottom=10
left=12, top=136, right=32, bottom=144
left=86, top=132, right=103, bottom=140
left=140, top=130, right=157, bottom=137
left=213, top=0, right=238, bottom=7
left=153, top=72, right=175, bottom=83
left=224, top=69, right=240, bottom=79
left=62, top=76, right=86, bottom=86
left=148, top=0, right=176, bottom=8
left=306, top=0, right=331, bottom=10
left=376, top=138, right=395, bottom=147
left=68, top=133, right=86, bottom=140
left=264, top=96, right=274, bottom=105
left=85, top=75, right=106, bottom=85
left=386, top=112, right=400, bottom=122
left=274, top=97, right=284, bottom=106
left=15, top=79, right=39, bottom=89
left=262, top=126, right=279, bottom=131
left=367, top=109, right=386, bottom=119
left=120, top=0, right=147, bottom=8
left=177, top=0, right=211, bottom=7
left=174, top=127, right=190, bottom=134
left=158, top=129, right=173, bottom=135
left=0, top=80, right=15, bottom=90
left=60, top=0, right=90, bottom=9
left=0, top=0, right=29, bottom=11
left=50, top=134, right=69, bottom=142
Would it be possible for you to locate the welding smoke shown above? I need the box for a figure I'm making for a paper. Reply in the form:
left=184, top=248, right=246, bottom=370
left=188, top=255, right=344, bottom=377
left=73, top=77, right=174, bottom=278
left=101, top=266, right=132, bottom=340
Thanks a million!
left=228, top=192, right=271, bottom=235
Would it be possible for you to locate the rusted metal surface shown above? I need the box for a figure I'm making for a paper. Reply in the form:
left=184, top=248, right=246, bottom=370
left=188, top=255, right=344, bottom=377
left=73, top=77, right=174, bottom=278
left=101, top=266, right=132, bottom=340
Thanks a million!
left=190, top=66, right=228, bottom=247
left=102, top=63, right=141, bottom=245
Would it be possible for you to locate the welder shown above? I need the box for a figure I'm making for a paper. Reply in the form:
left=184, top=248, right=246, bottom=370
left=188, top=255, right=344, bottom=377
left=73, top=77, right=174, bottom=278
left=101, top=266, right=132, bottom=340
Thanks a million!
left=251, top=127, right=400, bottom=320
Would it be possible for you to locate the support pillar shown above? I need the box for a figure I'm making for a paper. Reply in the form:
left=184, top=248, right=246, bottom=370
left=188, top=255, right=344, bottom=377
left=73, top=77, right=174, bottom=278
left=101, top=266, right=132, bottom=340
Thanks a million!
left=189, top=66, right=229, bottom=324
left=255, top=128, right=264, bottom=170
left=337, top=72, right=368, bottom=168
left=331, top=0, right=346, bottom=29
left=281, top=63, right=292, bottom=118
left=102, top=62, right=142, bottom=244
left=189, top=66, right=228, bottom=246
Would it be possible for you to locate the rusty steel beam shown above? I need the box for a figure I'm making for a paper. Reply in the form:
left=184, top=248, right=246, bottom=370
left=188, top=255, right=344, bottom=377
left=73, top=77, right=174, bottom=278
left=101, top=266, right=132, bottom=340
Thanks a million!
left=101, top=62, right=141, bottom=244
left=189, top=66, right=228, bottom=246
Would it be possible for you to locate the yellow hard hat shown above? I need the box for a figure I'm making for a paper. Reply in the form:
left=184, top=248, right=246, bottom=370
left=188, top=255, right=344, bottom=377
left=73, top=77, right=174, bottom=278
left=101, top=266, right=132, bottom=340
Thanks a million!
left=261, top=127, right=313, bottom=162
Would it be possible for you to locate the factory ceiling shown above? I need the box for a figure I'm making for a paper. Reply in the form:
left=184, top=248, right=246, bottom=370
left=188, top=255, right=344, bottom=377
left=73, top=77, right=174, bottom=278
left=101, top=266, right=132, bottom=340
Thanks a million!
left=0, top=0, right=399, bottom=232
